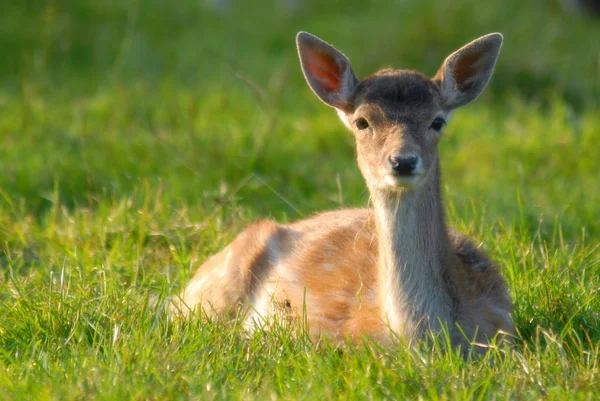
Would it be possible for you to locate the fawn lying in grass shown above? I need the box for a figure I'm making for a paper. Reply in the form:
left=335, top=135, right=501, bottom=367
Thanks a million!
left=171, top=32, right=513, bottom=353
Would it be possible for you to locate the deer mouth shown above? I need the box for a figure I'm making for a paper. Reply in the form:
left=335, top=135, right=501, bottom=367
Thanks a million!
left=383, top=171, right=423, bottom=188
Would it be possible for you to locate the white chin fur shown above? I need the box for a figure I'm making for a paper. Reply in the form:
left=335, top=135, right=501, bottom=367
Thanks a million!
left=384, top=174, right=419, bottom=188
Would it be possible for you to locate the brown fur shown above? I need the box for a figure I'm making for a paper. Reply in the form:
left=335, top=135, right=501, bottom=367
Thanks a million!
left=171, top=209, right=512, bottom=347
left=171, top=32, right=513, bottom=354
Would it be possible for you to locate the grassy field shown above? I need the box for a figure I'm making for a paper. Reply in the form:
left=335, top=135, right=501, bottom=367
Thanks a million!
left=1, top=0, right=599, bottom=399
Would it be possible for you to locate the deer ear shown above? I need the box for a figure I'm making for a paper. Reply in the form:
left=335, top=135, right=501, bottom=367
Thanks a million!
left=296, top=32, right=359, bottom=112
left=434, top=33, right=503, bottom=110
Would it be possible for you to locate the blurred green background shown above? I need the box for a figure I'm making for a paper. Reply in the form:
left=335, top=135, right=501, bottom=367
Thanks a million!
left=1, top=0, right=599, bottom=235
left=0, top=1, right=599, bottom=398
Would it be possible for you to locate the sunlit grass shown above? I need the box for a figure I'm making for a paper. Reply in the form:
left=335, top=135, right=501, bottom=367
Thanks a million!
left=0, top=0, right=599, bottom=399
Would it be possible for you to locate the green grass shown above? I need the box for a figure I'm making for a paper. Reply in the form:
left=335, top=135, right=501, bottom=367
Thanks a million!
left=1, top=0, right=599, bottom=399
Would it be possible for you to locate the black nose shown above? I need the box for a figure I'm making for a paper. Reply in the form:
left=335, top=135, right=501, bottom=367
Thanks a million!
left=389, top=155, right=419, bottom=175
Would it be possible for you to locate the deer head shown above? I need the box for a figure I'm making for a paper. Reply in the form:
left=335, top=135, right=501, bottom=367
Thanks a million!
left=296, top=32, right=503, bottom=194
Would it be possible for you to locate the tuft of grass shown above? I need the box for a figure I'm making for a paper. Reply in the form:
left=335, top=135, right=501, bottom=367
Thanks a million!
left=1, top=0, right=599, bottom=399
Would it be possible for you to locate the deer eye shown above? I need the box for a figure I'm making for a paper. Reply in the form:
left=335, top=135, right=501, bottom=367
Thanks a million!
left=430, top=117, right=446, bottom=131
left=355, top=118, right=370, bottom=130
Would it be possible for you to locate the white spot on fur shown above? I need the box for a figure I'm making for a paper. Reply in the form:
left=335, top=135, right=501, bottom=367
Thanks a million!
left=244, top=283, right=278, bottom=330
left=280, top=267, right=298, bottom=284
left=218, top=251, right=233, bottom=278
left=383, top=291, right=400, bottom=329
left=322, top=262, right=336, bottom=272
left=186, top=276, right=207, bottom=296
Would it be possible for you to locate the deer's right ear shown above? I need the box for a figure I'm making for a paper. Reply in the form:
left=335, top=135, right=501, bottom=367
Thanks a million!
left=434, top=33, right=503, bottom=110
left=296, top=32, right=358, bottom=112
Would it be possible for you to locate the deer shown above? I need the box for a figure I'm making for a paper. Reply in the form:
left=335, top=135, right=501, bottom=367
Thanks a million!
left=171, top=32, right=514, bottom=354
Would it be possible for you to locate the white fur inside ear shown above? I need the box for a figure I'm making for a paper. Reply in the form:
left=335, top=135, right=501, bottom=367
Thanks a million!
left=336, top=109, right=351, bottom=129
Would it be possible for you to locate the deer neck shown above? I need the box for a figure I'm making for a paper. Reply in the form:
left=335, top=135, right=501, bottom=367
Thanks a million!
left=371, top=161, right=457, bottom=340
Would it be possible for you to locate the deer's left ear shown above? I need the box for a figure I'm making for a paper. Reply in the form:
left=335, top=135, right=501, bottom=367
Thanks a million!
left=434, top=33, right=503, bottom=110
left=296, top=32, right=359, bottom=112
